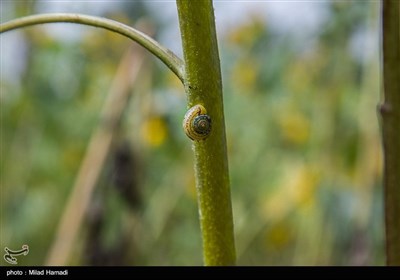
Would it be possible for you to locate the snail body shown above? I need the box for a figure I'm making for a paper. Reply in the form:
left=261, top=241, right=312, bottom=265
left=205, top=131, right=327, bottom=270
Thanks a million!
left=183, top=105, right=212, bottom=141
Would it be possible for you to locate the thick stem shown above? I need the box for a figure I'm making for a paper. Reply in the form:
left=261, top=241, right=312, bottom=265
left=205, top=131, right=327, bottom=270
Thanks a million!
left=381, top=0, right=400, bottom=266
left=0, top=13, right=184, bottom=82
left=176, top=0, right=236, bottom=266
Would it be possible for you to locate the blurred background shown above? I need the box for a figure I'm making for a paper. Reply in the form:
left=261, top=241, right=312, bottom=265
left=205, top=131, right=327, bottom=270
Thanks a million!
left=1, top=0, right=384, bottom=265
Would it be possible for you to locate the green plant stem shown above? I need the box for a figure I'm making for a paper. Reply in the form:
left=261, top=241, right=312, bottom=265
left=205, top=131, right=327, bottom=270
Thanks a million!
left=381, top=0, right=400, bottom=266
left=176, top=0, right=236, bottom=266
left=0, top=13, right=184, bottom=83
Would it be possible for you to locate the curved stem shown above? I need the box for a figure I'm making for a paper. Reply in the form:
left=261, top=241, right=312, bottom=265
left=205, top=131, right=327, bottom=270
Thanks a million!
left=0, top=13, right=185, bottom=83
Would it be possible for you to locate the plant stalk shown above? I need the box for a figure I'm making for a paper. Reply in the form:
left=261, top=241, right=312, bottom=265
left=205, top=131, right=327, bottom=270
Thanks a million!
left=381, top=0, right=400, bottom=266
left=176, top=0, right=236, bottom=266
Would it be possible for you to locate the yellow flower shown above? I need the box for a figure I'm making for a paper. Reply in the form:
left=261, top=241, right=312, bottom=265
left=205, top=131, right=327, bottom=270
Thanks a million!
left=232, top=59, right=258, bottom=92
left=264, top=222, right=293, bottom=251
left=279, top=111, right=310, bottom=146
left=261, top=163, right=320, bottom=222
left=287, top=166, right=320, bottom=209
left=227, top=16, right=266, bottom=47
left=141, top=116, right=168, bottom=147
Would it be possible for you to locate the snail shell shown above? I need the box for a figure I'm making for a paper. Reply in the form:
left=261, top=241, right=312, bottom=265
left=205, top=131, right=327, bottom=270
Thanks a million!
left=183, top=105, right=212, bottom=141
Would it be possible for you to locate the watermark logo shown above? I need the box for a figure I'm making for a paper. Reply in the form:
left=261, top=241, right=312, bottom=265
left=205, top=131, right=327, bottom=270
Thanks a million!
left=3, top=245, right=29, bottom=265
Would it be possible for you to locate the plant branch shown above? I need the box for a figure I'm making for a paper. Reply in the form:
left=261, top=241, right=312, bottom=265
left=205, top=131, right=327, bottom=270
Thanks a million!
left=381, top=0, right=400, bottom=266
left=177, top=0, right=236, bottom=266
left=0, top=13, right=184, bottom=83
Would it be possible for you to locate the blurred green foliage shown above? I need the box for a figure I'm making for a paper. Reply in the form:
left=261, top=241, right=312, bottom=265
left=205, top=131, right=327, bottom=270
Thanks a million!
left=1, top=1, right=383, bottom=265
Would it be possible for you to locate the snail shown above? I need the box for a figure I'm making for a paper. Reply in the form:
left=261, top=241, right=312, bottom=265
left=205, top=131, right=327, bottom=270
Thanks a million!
left=183, top=105, right=212, bottom=141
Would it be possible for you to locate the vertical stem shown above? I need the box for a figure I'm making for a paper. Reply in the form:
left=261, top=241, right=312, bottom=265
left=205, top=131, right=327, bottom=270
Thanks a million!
left=176, top=0, right=236, bottom=265
left=381, top=0, right=400, bottom=266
